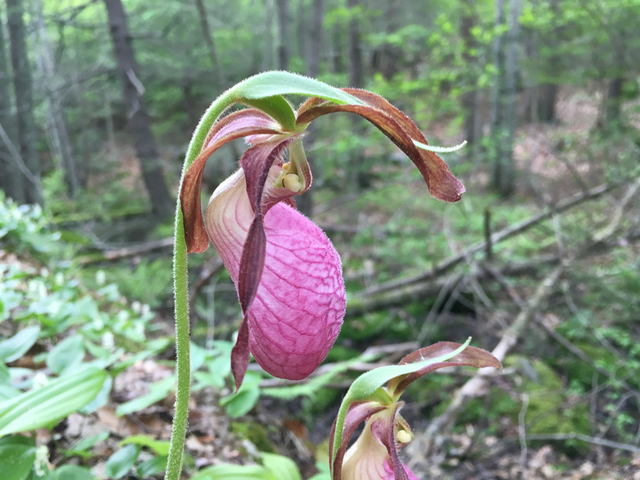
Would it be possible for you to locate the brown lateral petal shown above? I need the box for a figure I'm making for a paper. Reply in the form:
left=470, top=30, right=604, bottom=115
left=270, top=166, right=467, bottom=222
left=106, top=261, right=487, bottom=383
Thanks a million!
left=389, top=342, right=503, bottom=395
left=374, top=403, right=409, bottom=480
left=330, top=402, right=388, bottom=480
left=180, top=109, right=282, bottom=253
left=296, top=91, right=465, bottom=203
left=230, top=311, right=251, bottom=391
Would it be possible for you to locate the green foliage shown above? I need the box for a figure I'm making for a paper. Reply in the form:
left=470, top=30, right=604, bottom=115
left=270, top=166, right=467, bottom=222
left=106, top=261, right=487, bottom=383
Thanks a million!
left=190, top=452, right=302, bottom=480
left=0, top=193, right=60, bottom=259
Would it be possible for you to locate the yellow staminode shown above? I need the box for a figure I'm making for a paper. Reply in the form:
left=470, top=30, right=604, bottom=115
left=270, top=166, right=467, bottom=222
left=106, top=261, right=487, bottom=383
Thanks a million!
left=283, top=173, right=302, bottom=193
left=396, top=429, right=412, bottom=444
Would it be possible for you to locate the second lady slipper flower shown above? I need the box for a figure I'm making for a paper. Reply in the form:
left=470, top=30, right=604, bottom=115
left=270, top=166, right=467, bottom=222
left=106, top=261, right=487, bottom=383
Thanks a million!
left=178, top=72, right=466, bottom=390
left=330, top=341, right=502, bottom=480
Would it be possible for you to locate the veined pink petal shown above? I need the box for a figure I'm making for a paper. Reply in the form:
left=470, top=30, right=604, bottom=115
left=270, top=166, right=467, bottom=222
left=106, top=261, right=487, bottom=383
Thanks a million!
left=205, top=169, right=346, bottom=380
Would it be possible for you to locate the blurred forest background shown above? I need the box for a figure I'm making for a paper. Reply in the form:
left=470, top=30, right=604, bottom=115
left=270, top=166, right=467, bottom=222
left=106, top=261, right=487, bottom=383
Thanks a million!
left=1, top=0, right=640, bottom=478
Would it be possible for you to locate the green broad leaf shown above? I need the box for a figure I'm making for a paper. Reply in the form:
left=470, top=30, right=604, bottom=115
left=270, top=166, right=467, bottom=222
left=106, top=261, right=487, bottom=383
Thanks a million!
left=136, top=455, right=167, bottom=477
left=221, top=387, right=260, bottom=419
left=0, top=326, right=40, bottom=363
left=47, top=335, right=85, bottom=374
left=307, top=461, right=331, bottom=480
left=120, top=434, right=170, bottom=456
left=104, top=445, right=140, bottom=479
left=190, top=464, right=277, bottom=480
left=0, top=366, right=108, bottom=436
left=80, top=376, right=112, bottom=414
left=0, top=385, right=21, bottom=401
left=193, top=371, right=225, bottom=390
left=220, top=371, right=261, bottom=418
left=0, top=363, right=10, bottom=385
left=243, top=96, right=296, bottom=131
left=115, top=375, right=175, bottom=416
left=0, top=437, right=36, bottom=480
left=66, top=432, right=109, bottom=455
left=190, top=342, right=207, bottom=373
left=51, top=465, right=95, bottom=480
left=260, top=453, right=301, bottom=480
left=232, top=71, right=364, bottom=106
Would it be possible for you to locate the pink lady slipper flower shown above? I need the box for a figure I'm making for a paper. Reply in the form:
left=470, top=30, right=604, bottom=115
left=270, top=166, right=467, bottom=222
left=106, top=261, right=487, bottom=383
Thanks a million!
left=180, top=83, right=465, bottom=389
left=329, top=341, right=501, bottom=480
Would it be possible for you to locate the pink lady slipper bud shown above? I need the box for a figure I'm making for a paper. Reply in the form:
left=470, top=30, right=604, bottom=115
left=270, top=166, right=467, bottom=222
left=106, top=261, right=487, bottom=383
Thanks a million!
left=330, top=342, right=502, bottom=480
left=179, top=79, right=465, bottom=390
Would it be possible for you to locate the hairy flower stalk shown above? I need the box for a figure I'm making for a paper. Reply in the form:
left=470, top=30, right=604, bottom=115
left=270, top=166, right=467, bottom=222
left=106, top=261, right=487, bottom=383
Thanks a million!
left=168, top=72, right=465, bottom=480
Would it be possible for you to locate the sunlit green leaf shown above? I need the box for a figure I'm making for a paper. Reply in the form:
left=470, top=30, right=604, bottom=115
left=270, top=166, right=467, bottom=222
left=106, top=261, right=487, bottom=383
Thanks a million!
left=120, top=435, right=170, bottom=456
left=0, top=326, right=40, bottom=363
left=104, top=445, right=140, bottom=479
left=261, top=453, right=301, bottom=480
left=136, top=455, right=167, bottom=477
left=47, top=335, right=85, bottom=374
left=0, top=436, right=36, bottom=480
left=0, top=366, right=107, bottom=436
left=115, top=375, right=175, bottom=416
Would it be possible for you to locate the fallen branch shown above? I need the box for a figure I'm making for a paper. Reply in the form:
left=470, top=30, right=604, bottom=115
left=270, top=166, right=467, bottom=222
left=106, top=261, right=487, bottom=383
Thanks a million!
left=362, top=181, right=615, bottom=297
left=345, top=254, right=559, bottom=318
left=525, top=433, right=640, bottom=454
left=79, top=237, right=174, bottom=264
left=414, top=265, right=565, bottom=451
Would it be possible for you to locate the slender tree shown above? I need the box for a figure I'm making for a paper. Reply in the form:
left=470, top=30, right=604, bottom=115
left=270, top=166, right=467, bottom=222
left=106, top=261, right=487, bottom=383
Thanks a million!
left=276, top=0, right=291, bottom=70
left=0, top=6, right=24, bottom=203
left=460, top=0, right=480, bottom=149
left=193, top=0, right=225, bottom=88
left=490, top=0, right=519, bottom=197
left=298, top=0, right=325, bottom=217
left=347, top=0, right=363, bottom=88
left=7, top=0, right=42, bottom=205
left=103, top=0, right=174, bottom=221
left=35, top=0, right=81, bottom=196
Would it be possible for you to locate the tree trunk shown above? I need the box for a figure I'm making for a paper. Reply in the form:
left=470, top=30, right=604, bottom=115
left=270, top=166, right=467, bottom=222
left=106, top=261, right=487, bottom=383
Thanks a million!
left=460, top=0, right=478, bottom=148
left=330, top=22, right=344, bottom=73
left=103, top=0, right=173, bottom=221
left=35, top=0, right=81, bottom=197
left=605, top=77, right=624, bottom=127
left=263, top=0, right=274, bottom=71
left=0, top=6, right=25, bottom=203
left=193, top=0, right=225, bottom=88
left=490, top=0, right=519, bottom=197
left=295, top=0, right=306, bottom=61
left=347, top=0, right=363, bottom=88
left=297, top=0, right=325, bottom=218
left=7, top=0, right=42, bottom=205
left=276, top=0, right=290, bottom=70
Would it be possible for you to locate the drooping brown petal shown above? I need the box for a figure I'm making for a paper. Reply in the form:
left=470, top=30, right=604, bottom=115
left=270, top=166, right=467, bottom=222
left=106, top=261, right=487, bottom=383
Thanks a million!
left=180, top=109, right=283, bottom=253
left=374, top=403, right=409, bottom=480
left=296, top=90, right=465, bottom=203
left=230, top=311, right=251, bottom=392
left=388, top=342, right=503, bottom=396
left=330, top=402, right=388, bottom=480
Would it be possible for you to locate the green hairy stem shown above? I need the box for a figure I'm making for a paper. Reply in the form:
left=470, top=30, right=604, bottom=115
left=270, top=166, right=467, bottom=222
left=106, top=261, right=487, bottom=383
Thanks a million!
left=165, top=89, right=233, bottom=480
